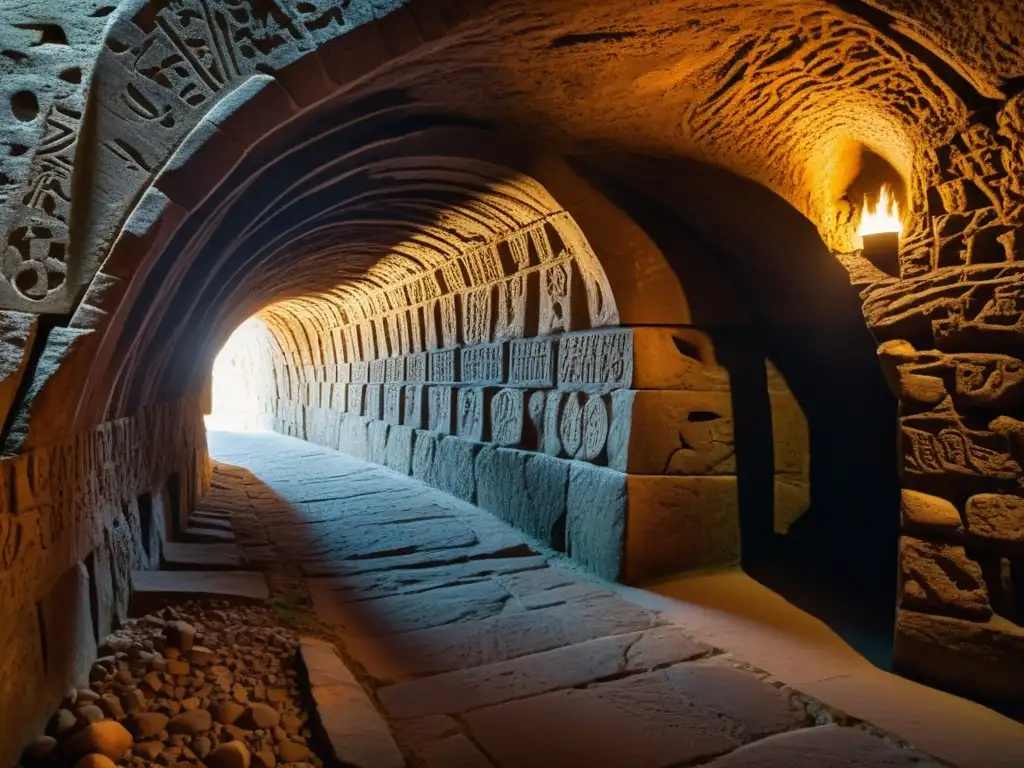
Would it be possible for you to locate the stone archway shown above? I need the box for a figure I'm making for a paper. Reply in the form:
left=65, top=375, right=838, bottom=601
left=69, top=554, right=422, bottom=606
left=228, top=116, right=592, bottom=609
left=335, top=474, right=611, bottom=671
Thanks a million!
left=1, top=3, right=1024, bottom=761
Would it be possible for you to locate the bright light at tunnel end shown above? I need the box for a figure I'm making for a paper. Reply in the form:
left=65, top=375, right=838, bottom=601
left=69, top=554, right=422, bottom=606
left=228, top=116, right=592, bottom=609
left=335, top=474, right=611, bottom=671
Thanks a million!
left=858, top=184, right=902, bottom=241
left=205, top=317, right=271, bottom=433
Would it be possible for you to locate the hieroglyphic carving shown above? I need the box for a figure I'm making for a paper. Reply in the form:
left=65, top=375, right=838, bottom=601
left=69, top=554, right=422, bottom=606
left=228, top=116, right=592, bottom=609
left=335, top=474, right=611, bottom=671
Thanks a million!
left=557, top=329, right=633, bottom=392
left=462, top=286, right=493, bottom=346
left=1, top=101, right=79, bottom=304
left=427, top=386, right=453, bottom=435
left=385, top=355, right=405, bottom=383
left=457, top=387, right=486, bottom=442
left=350, top=360, right=369, bottom=384
left=460, top=342, right=505, bottom=385
left=509, top=337, right=556, bottom=388
left=493, top=274, right=536, bottom=342
left=406, top=352, right=427, bottom=383
left=383, top=384, right=403, bottom=425
left=403, top=385, right=425, bottom=429
left=428, top=349, right=459, bottom=384
left=527, top=390, right=546, bottom=451
left=369, top=359, right=386, bottom=384
left=490, top=388, right=524, bottom=447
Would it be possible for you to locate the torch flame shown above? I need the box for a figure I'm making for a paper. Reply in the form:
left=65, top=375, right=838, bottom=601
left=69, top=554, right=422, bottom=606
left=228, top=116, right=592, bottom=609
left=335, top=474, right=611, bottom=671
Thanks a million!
left=858, top=184, right=902, bottom=239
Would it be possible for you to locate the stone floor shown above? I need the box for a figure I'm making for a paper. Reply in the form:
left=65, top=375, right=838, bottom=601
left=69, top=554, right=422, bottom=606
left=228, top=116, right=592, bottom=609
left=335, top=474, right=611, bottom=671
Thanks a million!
left=204, top=430, right=996, bottom=768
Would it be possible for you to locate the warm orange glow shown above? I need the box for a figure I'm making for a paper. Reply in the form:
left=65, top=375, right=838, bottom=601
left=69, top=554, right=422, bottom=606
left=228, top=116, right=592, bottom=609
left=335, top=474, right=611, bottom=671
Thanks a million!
left=858, top=184, right=902, bottom=239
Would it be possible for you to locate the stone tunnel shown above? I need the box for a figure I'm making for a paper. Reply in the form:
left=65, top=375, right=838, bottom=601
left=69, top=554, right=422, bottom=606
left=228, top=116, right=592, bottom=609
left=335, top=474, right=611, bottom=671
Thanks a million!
left=2, top=0, right=1024, bottom=766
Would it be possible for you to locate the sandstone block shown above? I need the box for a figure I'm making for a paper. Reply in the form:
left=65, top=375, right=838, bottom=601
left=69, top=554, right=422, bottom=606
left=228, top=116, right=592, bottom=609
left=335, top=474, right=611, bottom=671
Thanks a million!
left=894, top=610, right=1024, bottom=702
left=557, top=327, right=731, bottom=393
left=566, top=463, right=628, bottom=580
left=367, top=420, right=389, bottom=465
left=460, top=341, right=506, bottom=384
left=475, top=446, right=568, bottom=550
left=508, top=337, right=556, bottom=387
left=364, top=384, right=384, bottom=421
left=427, top=386, right=454, bottom=435
left=623, top=475, right=741, bottom=583
left=384, top=425, right=415, bottom=475
left=434, top=436, right=479, bottom=502
left=607, top=390, right=734, bottom=474
left=403, top=385, right=426, bottom=429
left=489, top=388, right=525, bottom=447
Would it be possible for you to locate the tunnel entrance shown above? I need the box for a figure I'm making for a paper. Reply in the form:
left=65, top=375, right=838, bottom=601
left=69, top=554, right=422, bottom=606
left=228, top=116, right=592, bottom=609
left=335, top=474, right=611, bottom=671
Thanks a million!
left=574, top=155, right=901, bottom=668
left=205, top=318, right=275, bottom=434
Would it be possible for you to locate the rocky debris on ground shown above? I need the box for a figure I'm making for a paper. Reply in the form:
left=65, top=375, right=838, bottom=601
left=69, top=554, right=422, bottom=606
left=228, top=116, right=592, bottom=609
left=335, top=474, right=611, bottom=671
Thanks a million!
left=23, top=602, right=324, bottom=768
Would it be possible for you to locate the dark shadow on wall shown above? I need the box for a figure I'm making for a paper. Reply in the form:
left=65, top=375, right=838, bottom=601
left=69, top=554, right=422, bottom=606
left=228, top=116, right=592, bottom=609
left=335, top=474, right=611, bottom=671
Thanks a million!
left=571, top=153, right=900, bottom=670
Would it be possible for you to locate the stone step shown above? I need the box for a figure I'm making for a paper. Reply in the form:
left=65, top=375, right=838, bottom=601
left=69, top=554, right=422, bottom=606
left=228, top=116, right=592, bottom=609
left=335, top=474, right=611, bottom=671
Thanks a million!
left=129, top=570, right=270, bottom=615
left=180, top=525, right=236, bottom=543
left=161, top=541, right=243, bottom=570
left=189, top=512, right=235, bottom=531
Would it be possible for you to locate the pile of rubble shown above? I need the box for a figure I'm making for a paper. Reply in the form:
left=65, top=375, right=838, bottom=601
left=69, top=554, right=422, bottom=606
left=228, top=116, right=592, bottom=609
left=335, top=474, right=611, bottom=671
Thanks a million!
left=23, top=602, right=324, bottom=768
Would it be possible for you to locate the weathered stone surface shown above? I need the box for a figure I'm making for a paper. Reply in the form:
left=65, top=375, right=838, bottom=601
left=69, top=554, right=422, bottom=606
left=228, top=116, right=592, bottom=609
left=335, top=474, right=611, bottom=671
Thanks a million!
left=161, top=541, right=242, bottom=570
left=67, top=721, right=133, bottom=760
left=41, top=562, right=96, bottom=701
left=894, top=610, right=1024, bottom=701
left=624, top=476, right=741, bottom=583
left=899, top=537, right=991, bottom=620
left=475, top=446, right=568, bottom=550
left=378, top=625, right=712, bottom=719
left=703, top=724, right=945, bottom=767
left=129, top=571, right=269, bottom=614
left=607, top=390, right=735, bottom=474
left=0, top=311, right=38, bottom=426
left=965, top=494, right=1024, bottom=546
left=384, top=424, right=415, bottom=475
left=566, top=463, right=627, bottom=580
left=434, top=436, right=479, bottom=502
left=901, top=489, right=965, bottom=534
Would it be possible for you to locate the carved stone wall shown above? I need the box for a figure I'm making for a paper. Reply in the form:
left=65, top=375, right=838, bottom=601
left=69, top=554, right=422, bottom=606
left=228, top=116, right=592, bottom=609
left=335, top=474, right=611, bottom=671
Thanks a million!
left=0, top=394, right=209, bottom=766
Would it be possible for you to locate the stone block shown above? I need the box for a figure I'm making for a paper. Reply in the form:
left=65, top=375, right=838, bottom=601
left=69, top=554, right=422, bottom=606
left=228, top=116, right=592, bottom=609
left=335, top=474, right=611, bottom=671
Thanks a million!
left=385, top=425, right=415, bottom=476
left=460, top=342, right=506, bottom=385
left=369, top=359, right=387, bottom=384
left=41, top=562, right=96, bottom=696
left=508, top=337, right=556, bottom=388
left=403, top=385, right=426, bottom=429
left=607, top=390, right=734, bottom=474
left=337, top=414, right=369, bottom=461
left=898, top=536, right=991, bottom=620
left=456, top=387, right=491, bottom=442
left=428, top=349, right=459, bottom=383
left=346, top=384, right=365, bottom=415
left=566, top=463, right=627, bottom=580
left=406, top=352, right=427, bottom=383
left=130, top=571, right=269, bottom=615
left=368, top=421, right=390, bottom=465
left=385, top=356, right=405, bottom=382
left=383, top=384, right=404, bottom=425
left=412, top=430, right=441, bottom=487
left=490, top=388, right=525, bottom=447
left=365, top=384, right=384, bottom=421
left=0, top=602, right=47, bottom=768
left=427, top=386, right=453, bottom=435
left=557, top=327, right=732, bottom=393
left=965, top=494, right=1024, bottom=549
left=623, top=475, right=741, bottom=583
left=901, top=489, right=965, bottom=535
left=475, top=446, right=568, bottom=549
left=435, top=436, right=479, bottom=503
left=894, top=609, right=1024, bottom=702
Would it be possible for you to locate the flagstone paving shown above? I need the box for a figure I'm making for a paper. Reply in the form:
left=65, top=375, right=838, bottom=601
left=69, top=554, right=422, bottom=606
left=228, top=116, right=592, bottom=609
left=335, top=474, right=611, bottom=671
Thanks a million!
left=206, top=431, right=947, bottom=768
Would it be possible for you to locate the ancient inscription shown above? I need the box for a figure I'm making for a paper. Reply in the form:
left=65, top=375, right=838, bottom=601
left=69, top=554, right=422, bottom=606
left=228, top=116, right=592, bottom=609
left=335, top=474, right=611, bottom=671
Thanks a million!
left=429, top=349, right=459, bottom=383
left=385, top=356, right=405, bottom=383
left=403, top=386, right=426, bottom=429
left=509, top=337, right=556, bottom=387
left=369, top=358, right=386, bottom=385
left=493, top=274, right=535, bottom=342
left=538, top=262, right=576, bottom=336
left=457, top=387, right=486, bottom=442
left=406, top=352, right=427, bottom=383
left=559, top=392, right=585, bottom=458
left=383, top=384, right=403, bottom=425
left=461, top=342, right=506, bottom=385
left=462, top=286, right=493, bottom=347
left=351, top=361, right=369, bottom=383
left=557, top=330, right=634, bottom=391
left=581, top=395, right=610, bottom=462
left=527, top=390, right=547, bottom=452
left=490, top=389, right=525, bottom=447
left=439, top=295, right=460, bottom=349
left=427, top=386, right=453, bottom=435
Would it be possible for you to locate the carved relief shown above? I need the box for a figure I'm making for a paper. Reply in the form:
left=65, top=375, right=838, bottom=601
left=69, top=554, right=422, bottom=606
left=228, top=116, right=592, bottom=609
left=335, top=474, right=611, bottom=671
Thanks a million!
left=427, top=386, right=453, bottom=435
left=428, top=349, right=459, bottom=384
left=557, top=329, right=633, bottom=392
left=383, top=384, right=403, bottom=426
left=509, top=337, right=556, bottom=388
left=490, top=388, right=524, bottom=447
left=405, top=352, right=427, bottom=383
left=461, top=342, right=505, bottom=385
left=403, top=385, right=425, bottom=429
left=456, top=387, right=487, bottom=442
